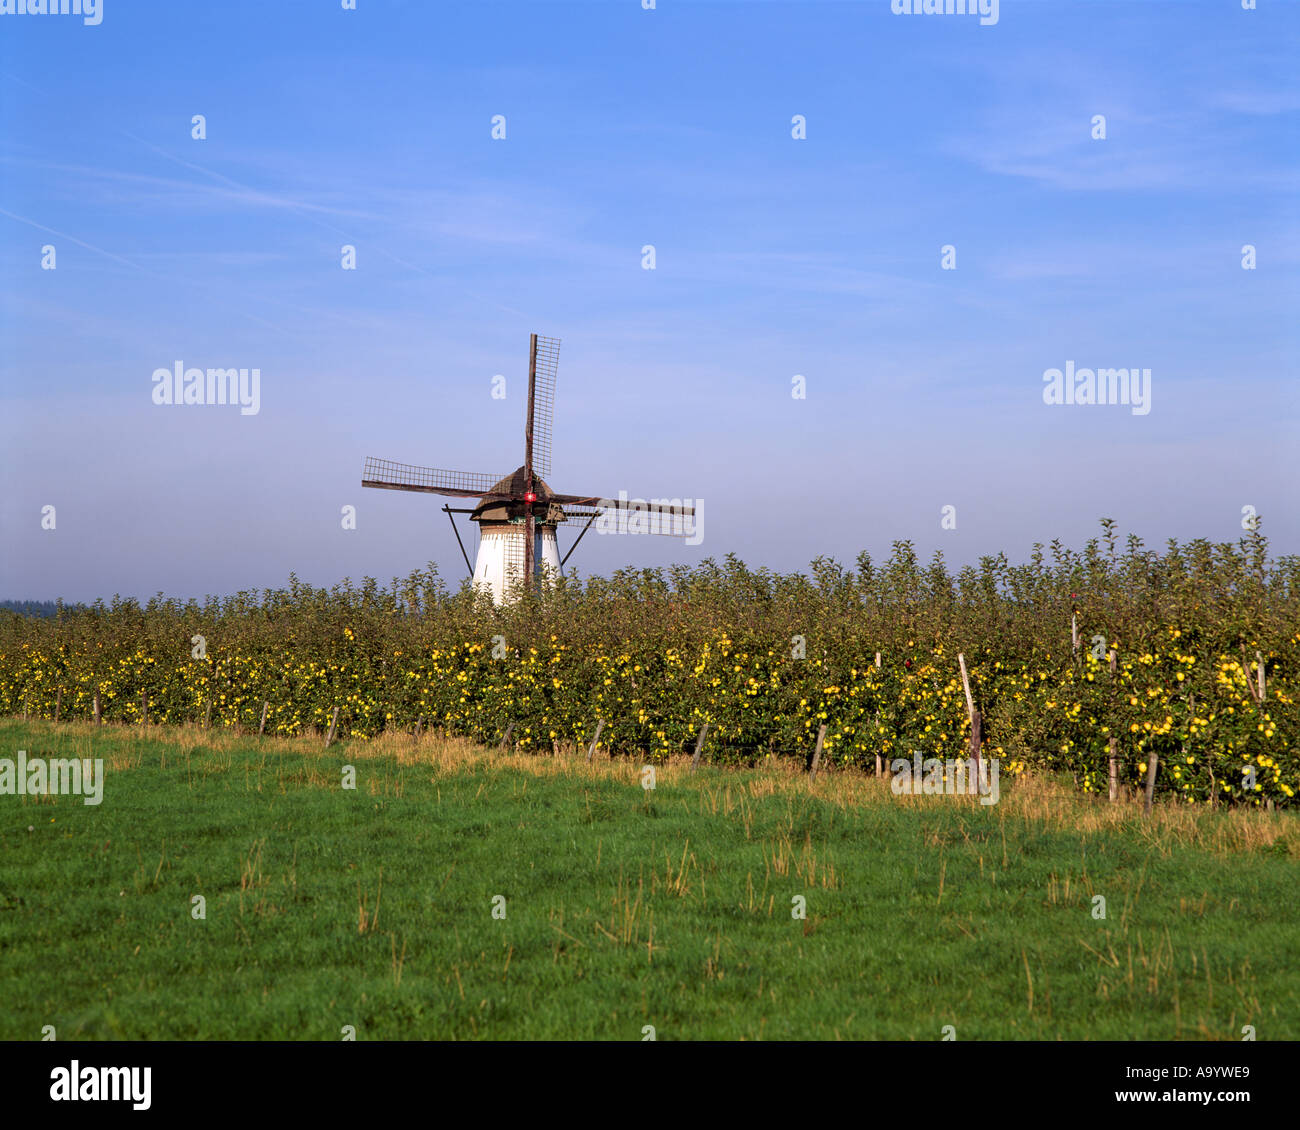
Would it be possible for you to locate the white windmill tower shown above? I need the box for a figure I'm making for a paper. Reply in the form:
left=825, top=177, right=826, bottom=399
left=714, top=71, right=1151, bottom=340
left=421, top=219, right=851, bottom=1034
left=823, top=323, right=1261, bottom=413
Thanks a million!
left=361, top=333, right=694, bottom=604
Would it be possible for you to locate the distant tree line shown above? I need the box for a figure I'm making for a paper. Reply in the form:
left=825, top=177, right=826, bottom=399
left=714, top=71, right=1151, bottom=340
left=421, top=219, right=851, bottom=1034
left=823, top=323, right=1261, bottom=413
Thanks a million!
left=0, top=600, right=86, bottom=619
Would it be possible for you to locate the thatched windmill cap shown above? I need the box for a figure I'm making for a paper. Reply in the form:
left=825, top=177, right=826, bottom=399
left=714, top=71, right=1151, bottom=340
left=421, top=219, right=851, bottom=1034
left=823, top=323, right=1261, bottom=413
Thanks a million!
left=472, top=466, right=559, bottom=524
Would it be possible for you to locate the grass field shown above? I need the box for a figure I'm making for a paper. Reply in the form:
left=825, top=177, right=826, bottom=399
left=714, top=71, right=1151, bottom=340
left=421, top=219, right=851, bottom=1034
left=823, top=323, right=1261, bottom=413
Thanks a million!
left=2, top=718, right=1297, bottom=1040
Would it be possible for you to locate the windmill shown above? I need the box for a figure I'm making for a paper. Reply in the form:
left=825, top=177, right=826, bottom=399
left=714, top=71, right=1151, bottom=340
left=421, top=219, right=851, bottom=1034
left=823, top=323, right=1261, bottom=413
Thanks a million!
left=362, top=334, right=695, bottom=603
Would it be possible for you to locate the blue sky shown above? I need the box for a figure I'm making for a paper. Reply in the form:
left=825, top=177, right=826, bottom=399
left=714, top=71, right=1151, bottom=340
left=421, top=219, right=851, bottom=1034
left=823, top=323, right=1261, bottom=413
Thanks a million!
left=1, top=0, right=1297, bottom=602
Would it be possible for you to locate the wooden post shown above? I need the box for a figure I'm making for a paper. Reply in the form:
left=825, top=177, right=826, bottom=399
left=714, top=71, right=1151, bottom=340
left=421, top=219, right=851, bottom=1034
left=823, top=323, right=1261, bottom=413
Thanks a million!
left=809, top=723, right=826, bottom=781
left=141, top=690, right=148, bottom=727
left=325, top=706, right=340, bottom=748
left=54, top=688, right=62, bottom=723
left=1072, top=614, right=1079, bottom=656
left=1107, top=736, right=1118, bottom=803
left=1241, top=643, right=1260, bottom=703
left=1143, top=753, right=1159, bottom=816
left=204, top=697, right=212, bottom=729
left=499, top=721, right=515, bottom=749
left=258, top=701, right=269, bottom=736
left=585, top=719, right=605, bottom=763
left=1256, top=652, right=1265, bottom=701
left=958, top=653, right=976, bottom=719
left=875, top=652, right=881, bottom=669
left=875, top=753, right=882, bottom=778
left=690, top=723, right=710, bottom=773
left=958, top=653, right=981, bottom=776
left=415, top=716, right=424, bottom=738
left=93, top=693, right=101, bottom=726
left=22, top=695, right=27, bottom=721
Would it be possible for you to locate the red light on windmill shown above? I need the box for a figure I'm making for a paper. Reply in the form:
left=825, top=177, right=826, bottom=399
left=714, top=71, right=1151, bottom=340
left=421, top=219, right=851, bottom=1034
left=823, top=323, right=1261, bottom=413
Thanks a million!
left=524, top=491, right=538, bottom=503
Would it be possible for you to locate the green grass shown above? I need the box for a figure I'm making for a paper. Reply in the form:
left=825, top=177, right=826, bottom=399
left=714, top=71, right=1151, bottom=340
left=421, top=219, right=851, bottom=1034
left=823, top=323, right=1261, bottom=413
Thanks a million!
left=1, top=719, right=1297, bottom=1040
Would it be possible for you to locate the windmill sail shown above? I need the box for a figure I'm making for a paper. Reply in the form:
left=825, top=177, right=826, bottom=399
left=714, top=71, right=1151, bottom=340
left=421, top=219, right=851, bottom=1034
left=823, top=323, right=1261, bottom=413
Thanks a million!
left=361, top=457, right=510, bottom=499
left=528, top=335, right=560, bottom=478
left=556, top=497, right=696, bottom=537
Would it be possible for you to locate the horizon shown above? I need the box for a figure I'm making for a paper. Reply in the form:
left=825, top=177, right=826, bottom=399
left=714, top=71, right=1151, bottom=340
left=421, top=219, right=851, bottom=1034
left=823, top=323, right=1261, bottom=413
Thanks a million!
left=0, top=512, right=1289, bottom=610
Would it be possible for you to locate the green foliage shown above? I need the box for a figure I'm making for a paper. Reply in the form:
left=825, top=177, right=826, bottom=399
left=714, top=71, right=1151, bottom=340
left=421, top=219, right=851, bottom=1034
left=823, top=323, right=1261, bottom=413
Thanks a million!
left=0, top=523, right=1295, bottom=806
